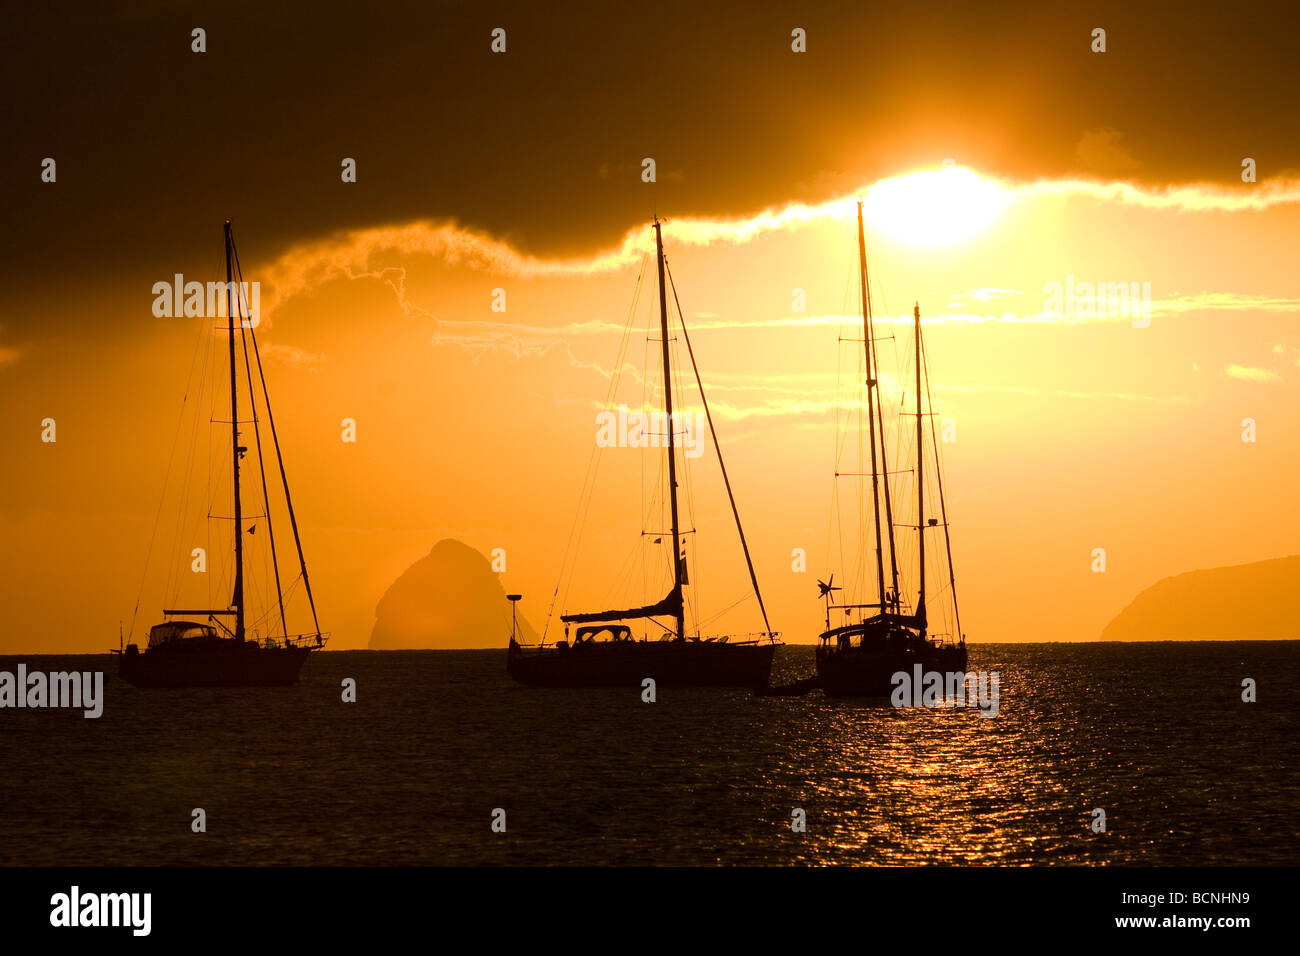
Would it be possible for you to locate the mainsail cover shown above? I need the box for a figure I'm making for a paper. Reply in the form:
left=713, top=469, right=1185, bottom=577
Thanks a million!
left=561, top=585, right=683, bottom=625
left=902, top=604, right=927, bottom=628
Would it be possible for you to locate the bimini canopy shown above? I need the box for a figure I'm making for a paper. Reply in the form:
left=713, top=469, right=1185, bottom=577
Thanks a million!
left=148, top=621, right=219, bottom=647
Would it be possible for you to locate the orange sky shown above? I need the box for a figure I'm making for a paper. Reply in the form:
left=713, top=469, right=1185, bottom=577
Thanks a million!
left=2, top=166, right=1297, bottom=651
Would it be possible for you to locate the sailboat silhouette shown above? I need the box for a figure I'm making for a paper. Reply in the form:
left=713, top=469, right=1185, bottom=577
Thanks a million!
left=507, top=218, right=778, bottom=688
left=814, top=202, right=968, bottom=696
left=117, top=221, right=327, bottom=687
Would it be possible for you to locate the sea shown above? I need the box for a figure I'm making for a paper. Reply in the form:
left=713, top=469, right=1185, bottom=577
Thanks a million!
left=1, top=643, right=1296, bottom=866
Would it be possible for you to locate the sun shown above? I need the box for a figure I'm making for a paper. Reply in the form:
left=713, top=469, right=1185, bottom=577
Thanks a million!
left=863, top=166, right=1010, bottom=247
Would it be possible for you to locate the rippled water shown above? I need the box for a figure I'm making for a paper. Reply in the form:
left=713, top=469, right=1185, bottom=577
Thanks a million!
left=1, top=643, right=1295, bottom=865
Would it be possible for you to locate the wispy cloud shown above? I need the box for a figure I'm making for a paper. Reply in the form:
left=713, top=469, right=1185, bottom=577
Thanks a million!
left=1224, top=364, right=1282, bottom=383
left=1153, top=293, right=1300, bottom=315
left=948, top=287, right=1025, bottom=306
left=1271, top=343, right=1300, bottom=366
left=1019, top=177, right=1300, bottom=213
left=282, top=292, right=1300, bottom=374
left=260, top=343, right=327, bottom=371
left=583, top=378, right=1189, bottom=427
left=258, top=169, right=1300, bottom=323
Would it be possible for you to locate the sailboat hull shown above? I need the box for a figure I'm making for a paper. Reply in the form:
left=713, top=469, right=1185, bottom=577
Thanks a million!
left=507, top=639, right=775, bottom=688
left=816, top=640, right=967, bottom=698
left=119, top=640, right=313, bottom=688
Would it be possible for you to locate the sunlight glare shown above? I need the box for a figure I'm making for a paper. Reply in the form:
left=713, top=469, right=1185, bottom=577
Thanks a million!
left=864, top=167, right=1010, bottom=247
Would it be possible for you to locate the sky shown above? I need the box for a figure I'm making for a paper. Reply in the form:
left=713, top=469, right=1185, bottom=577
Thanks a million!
left=2, top=1, right=1298, bottom=651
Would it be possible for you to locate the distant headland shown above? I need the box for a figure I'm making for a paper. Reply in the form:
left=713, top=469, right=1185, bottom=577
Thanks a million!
left=369, top=539, right=538, bottom=650
left=1101, top=555, right=1300, bottom=641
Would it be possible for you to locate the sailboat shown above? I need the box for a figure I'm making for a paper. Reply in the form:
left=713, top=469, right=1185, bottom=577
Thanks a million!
left=814, top=201, right=967, bottom=697
left=507, top=218, right=778, bottom=688
left=118, top=221, right=327, bottom=687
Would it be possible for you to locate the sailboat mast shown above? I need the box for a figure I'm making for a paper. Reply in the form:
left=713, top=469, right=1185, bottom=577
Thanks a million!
left=914, top=303, right=925, bottom=633
left=223, top=220, right=245, bottom=642
left=654, top=218, right=685, bottom=640
left=856, top=201, right=887, bottom=612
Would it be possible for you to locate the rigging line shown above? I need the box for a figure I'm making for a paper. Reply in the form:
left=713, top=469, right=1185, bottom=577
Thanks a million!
left=220, top=225, right=247, bottom=641
left=849, top=291, right=871, bottom=604
left=544, top=247, right=649, bottom=640
left=609, top=537, right=644, bottom=606
left=203, top=329, right=221, bottom=614
left=697, top=591, right=750, bottom=631
left=176, top=245, right=224, bottom=612
left=862, top=224, right=901, bottom=609
left=664, top=258, right=773, bottom=641
left=639, top=266, right=651, bottom=621
left=829, top=274, right=857, bottom=611
left=642, top=281, right=665, bottom=613
left=234, top=259, right=288, bottom=640
left=233, top=240, right=322, bottom=638
left=244, top=597, right=279, bottom=632
left=165, top=306, right=219, bottom=608
left=650, top=225, right=690, bottom=640
left=164, top=314, right=206, bottom=609
left=606, top=513, right=653, bottom=608
left=845, top=276, right=867, bottom=603
left=164, top=338, right=192, bottom=606
left=854, top=325, right=866, bottom=602
left=846, top=256, right=871, bottom=605
left=826, top=271, right=852, bottom=601
left=651, top=223, right=685, bottom=642
left=922, top=322, right=963, bottom=643
left=131, top=292, right=212, bottom=642
left=641, top=614, right=674, bottom=639
left=664, top=292, right=700, bottom=636
left=889, top=335, right=921, bottom=602
left=567, top=252, right=644, bottom=605
left=854, top=208, right=889, bottom=612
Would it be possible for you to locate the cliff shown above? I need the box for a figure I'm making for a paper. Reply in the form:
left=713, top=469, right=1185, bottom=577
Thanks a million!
left=1100, top=555, right=1300, bottom=641
left=369, top=539, right=539, bottom=649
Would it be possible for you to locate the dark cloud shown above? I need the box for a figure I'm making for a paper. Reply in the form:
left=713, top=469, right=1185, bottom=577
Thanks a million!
left=3, top=0, right=1298, bottom=324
